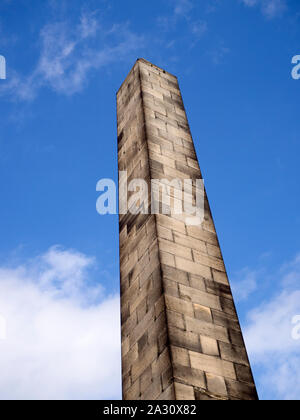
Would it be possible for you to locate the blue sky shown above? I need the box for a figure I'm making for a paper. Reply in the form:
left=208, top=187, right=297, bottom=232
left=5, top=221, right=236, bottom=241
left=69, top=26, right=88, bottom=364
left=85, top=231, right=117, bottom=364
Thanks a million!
left=0, top=0, right=299, bottom=400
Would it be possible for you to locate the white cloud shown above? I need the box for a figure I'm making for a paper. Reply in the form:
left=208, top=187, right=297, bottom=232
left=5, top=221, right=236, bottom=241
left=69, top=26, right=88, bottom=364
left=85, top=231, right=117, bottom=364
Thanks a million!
left=231, top=267, right=259, bottom=301
left=258, top=355, right=300, bottom=400
left=0, top=246, right=121, bottom=400
left=245, top=290, right=300, bottom=356
left=242, top=253, right=300, bottom=400
left=0, top=13, right=143, bottom=100
left=241, top=0, right=287, bottom=19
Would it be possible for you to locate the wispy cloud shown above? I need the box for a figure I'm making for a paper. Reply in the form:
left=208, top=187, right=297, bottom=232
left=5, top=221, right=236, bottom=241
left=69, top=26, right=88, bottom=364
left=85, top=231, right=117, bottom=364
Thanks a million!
left=0, top=246, right=121, bottom=399
left=157, top=0, right=207, bottom=40
left=173, top=0, right=193, bottom=17
left=0, top=12, right=143, bottom=101
left=208, top=44, right=230, bottom=65
left=191, top=20, right=208, bottom=37
left=280, top=253, right=300, bottom=287
left=241, top=0, right=287, bottom=19
left=231, top=267, right=259, bottom=301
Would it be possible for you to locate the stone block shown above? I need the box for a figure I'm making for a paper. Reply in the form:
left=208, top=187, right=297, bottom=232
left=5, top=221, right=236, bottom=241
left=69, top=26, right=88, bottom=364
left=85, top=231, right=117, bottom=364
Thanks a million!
left=165, top=295, right=194, bottom=317
left=156, top=214, right=186, bottom=234
left=175, top=257, right=212, bottom=280
left=179, top=284, right=221, bottom=310
left=225, top=379, right=258, bottom=400
left=169, top=325, right=201, bottom=353
left=174, top=382, right=195, bottom=400
left=206, top=373, right=228, bottom=397
left=185, top=315, right=229, bottom=343
left=189, top=351, right=236, bottom=380
left=193, top=304, right=213, bottom=323
left=201, top=336, right=219, bottom=357
left=235, top=364, right=255, bottom=384
left=171, top=345, right=190, bottom=368
left=159, top=238, right=193, bottom=261
left=219, top=342, right=250, bottom=366
left=173, top=364, right=206, bottom=390
left=167, top=310, right=185, bottom=330
left=162, top=264, right=189, bottom=286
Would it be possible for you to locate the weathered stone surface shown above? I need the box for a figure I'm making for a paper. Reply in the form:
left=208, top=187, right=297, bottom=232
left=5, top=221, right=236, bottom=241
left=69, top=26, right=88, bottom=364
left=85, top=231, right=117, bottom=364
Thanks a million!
left=118, top=59, right=257, bottom=400
left=206, top=373, right=228, bottom=397
left=174, top=382, right=195, bottom=400
left=225, top=379, right=258, bottom=400
left=173, top=364, right=206, bottom=390
left=200, top=336, right=219, bottom=357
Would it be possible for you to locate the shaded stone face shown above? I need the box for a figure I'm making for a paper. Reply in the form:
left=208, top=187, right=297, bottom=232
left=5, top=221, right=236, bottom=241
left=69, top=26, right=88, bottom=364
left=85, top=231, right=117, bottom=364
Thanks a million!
left=117, top=58, right=258, bottom=401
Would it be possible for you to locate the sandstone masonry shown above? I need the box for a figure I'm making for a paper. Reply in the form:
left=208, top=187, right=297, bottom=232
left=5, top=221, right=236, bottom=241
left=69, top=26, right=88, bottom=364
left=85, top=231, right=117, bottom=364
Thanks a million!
left=117, top=58, right=258, bottom=401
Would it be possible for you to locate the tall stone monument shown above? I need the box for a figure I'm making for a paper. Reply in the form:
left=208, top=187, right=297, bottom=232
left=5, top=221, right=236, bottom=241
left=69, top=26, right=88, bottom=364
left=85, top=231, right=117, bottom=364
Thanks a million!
left=117, top=58, right=258, bottom=400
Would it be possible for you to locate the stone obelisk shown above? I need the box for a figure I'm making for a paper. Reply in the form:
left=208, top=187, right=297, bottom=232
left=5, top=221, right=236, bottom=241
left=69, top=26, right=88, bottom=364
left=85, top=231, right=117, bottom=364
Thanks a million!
left=117, top=59, right=258, bottom=400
